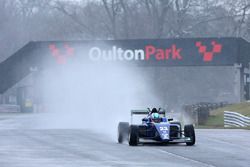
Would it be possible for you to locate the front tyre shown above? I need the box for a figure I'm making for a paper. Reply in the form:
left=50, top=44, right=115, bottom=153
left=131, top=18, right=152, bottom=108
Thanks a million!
left=129, top=125, right=139, bottom=146
left=118, top=122, right=129, bottom=143
left=184, top=124, right=195, bottom=146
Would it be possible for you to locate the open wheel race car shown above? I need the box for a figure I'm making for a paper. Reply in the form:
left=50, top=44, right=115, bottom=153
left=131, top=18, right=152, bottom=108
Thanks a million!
left=117, top=108, right=195, bottom=146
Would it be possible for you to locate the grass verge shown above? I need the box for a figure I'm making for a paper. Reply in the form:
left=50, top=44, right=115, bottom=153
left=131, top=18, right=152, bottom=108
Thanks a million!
left=199, top=102, right=250, bottom=129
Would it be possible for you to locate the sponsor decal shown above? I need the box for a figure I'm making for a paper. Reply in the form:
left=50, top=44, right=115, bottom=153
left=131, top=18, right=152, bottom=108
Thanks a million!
left=162, top=134, right=169, bottom=139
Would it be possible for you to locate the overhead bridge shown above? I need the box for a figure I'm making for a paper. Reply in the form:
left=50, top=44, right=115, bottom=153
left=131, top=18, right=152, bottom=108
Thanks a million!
left=0, top=37, right=250, bottom=99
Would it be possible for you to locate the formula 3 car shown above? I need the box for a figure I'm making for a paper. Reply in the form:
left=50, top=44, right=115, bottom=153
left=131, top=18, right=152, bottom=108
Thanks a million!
left=117, top=108, right=195, bottom=146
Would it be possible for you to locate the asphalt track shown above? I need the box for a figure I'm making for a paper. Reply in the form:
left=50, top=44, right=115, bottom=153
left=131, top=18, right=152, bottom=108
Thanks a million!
left=0, top=114, right=249, bottom=167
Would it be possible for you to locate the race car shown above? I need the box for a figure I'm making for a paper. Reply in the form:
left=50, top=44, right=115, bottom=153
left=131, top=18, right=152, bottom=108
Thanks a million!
left=117, top=108, right=195, bottom=146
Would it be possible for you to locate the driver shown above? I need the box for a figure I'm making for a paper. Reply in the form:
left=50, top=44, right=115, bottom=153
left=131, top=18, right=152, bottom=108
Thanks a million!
left=151, top=112, right=160, bottom=119
left=142, top=108, right=162, bottom=123
left=150, top=112, right=161, bottom=122
left=149, top=108, right=162, bottom=123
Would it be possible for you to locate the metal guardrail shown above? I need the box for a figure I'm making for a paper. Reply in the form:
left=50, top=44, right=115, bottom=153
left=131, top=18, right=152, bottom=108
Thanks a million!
left=224, top=111, right=250, bottom=127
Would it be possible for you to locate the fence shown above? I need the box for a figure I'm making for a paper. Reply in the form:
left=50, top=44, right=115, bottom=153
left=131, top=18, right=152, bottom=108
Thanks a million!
left=224, top=111, right=250, bottom=127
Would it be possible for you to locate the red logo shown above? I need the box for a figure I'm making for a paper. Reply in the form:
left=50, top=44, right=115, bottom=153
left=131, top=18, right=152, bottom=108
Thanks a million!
left=195, top=41, right=222, bottom=62
left=49, top=44, right=74, bottom=64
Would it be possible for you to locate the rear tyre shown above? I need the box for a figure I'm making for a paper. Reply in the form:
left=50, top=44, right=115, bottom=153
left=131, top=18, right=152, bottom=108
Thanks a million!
left=118, top=122, right=129, bottom=143
left=184, top=124, right=195, bottom=146
left=129, top=125, right=139, bottom=146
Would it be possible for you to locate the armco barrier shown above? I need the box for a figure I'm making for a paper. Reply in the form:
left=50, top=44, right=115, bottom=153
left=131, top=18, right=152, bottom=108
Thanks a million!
left=224, top=111, right=250, bottom=127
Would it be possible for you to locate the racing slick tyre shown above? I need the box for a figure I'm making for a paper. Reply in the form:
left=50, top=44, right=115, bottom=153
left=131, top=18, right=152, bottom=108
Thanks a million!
left=118, top=122, right=129, bottom=143
left=184, top=124, right=195, bottom=146
left=129, top=125, right=139, bottom=146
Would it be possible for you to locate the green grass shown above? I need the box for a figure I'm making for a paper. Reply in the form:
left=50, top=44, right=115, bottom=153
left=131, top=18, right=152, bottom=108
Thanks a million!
left=204, top=114, right=224, bottom=127
left=211, top=102, right=250, bottom=116
left=201, top=102, right=250, bottom=128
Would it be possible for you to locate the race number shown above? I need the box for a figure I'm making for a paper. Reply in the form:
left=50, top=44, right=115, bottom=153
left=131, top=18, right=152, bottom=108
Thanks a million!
left=160, top=127, right=168, bottom=131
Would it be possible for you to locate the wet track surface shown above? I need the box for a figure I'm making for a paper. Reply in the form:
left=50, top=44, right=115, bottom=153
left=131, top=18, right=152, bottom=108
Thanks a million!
left=0, top=114, right=249, bottom=167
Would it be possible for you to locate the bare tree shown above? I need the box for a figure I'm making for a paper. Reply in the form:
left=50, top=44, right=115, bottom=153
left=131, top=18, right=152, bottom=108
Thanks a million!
left=102, top=0, right=121, bottom=39
left=2, top=0, right=250, bottom=59
left=50, top=1, right=95, bottom=38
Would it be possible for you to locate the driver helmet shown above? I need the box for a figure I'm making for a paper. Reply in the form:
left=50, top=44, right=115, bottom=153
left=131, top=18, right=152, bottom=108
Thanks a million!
left=152, top=112, right=160, bottom=119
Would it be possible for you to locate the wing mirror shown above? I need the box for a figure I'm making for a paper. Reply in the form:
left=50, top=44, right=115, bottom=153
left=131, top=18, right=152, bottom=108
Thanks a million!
left=168, top=118, right=173, bottom=121
left=142, top=118, right=149, bottom=122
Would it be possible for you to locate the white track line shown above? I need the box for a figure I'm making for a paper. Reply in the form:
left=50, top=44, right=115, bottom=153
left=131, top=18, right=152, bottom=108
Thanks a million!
left=157, top=149, right=217, bottom=167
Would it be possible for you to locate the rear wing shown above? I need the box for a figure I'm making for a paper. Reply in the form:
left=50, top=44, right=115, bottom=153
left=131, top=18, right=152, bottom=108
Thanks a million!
left=130, top=109, right=166, bottom=123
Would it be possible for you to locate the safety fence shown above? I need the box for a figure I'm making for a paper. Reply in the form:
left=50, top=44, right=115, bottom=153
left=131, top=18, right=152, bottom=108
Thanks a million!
left=224, top=111, right=250, bottom=127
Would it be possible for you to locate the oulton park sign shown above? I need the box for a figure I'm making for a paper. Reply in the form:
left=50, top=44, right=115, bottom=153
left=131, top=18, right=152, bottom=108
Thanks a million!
left=49, top=41, right=221, bottom=63
left=0, top=37, right=249, bottom=93
left=46, top=38, right=248, bottom=66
